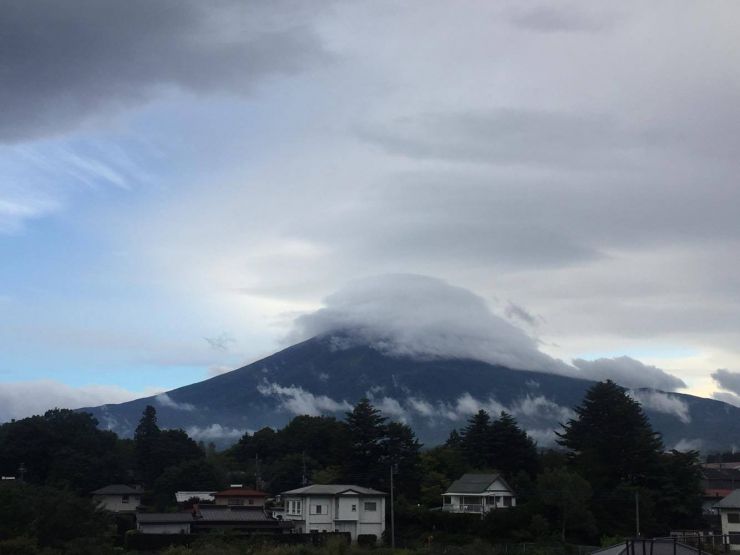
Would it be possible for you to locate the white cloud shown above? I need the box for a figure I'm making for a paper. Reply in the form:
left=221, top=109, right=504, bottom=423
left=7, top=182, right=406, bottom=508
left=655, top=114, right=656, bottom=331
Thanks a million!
left=673, top=438, right=703, bottom=452
left=407, top=397, right=435, bottom=417
left=186, top=424, right=250, bottom=441
left=0, top=380, right=157, bottom=422
left=155, top=393, right=195, bottom=411
left=292, top=274, right=571, bottom=375
left=257, top=380, right=351, bottom=416
left=573, top=356, right=686, bottom=391
left=628, top=390, right=691, bottom=424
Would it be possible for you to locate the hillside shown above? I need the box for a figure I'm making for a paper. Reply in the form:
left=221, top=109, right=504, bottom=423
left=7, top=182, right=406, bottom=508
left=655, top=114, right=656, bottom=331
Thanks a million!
left=81, top=335, right=740, bottom=451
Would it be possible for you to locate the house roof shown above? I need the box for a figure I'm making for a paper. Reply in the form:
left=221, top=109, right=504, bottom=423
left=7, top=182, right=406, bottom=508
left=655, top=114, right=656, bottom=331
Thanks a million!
left=214, top=488, right=267, bottom=497
left=715, top=489, right=740, bottom=509
left=444, top=473, right=512, bottom=495
left=175, top=491, right=216, bottom=503
left=91, top=484, right=143, bottom=495
left=282, top=484, right=386, bottom=496
left=137, top=508, right=280, bottom=524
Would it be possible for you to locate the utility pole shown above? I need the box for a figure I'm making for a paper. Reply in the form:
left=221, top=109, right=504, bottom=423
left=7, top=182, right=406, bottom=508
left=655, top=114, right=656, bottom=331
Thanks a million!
left=255, top=454, right=261, bottom=491
left=390, top=464, right=397, bottom=550
left=302, top=451, right=308, bottom=486
left=635, top=489, right=640, bottom=537
left=18, top=463, right=26, bottom=483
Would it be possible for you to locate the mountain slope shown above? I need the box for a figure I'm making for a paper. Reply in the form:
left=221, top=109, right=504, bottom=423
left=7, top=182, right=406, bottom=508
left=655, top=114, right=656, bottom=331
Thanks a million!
left=81, top=336, right=740, bottom=451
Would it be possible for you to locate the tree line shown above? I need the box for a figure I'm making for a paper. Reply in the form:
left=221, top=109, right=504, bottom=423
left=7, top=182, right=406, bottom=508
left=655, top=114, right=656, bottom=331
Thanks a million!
left=0, top=380, right=706, bottom=551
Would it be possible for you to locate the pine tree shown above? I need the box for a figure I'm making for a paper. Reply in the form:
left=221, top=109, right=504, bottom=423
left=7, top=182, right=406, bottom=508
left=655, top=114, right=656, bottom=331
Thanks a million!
left=460, top=409, right=492, bottom=469
left=557, top=380, right=666, bottom=536
left=489, top=411, right=539, bottom=478
left=384, top=421, right=422, bottom=498
left=344, top=398, right=387, bottom=486
left=134, top=405, right=161, bottom=485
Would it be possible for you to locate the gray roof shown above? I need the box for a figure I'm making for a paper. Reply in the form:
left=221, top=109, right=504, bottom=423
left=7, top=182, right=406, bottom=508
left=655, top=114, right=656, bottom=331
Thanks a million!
left=591, top=539, right=708, bottom=555
left=175, top=491, right=216, bottom=503
left=138, top=508, right=275, bottom=524
left=716, top=489, right=740, bottom=509
left=282, top=484, right=386, bottom=496
left=91, top=484, right=143, bottom=495
left=444, top=473, right=512, bottom=495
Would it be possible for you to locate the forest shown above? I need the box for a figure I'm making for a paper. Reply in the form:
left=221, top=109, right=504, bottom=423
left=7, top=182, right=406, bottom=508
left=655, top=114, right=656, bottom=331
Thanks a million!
left=0, top=380, right=706, bottom=554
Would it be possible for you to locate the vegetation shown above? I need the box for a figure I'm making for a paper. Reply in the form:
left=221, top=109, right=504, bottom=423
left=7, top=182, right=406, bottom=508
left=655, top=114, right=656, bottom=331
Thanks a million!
left=0, top=381, right=707, bottom=552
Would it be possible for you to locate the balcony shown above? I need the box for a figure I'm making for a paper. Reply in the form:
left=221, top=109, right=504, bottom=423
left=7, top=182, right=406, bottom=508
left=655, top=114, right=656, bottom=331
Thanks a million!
left=442, top=504, right=485, bottom=514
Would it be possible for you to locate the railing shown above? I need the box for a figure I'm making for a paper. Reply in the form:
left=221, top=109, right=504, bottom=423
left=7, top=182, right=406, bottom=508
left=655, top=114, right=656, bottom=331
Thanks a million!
left=442, top=504, right=485, bottom=513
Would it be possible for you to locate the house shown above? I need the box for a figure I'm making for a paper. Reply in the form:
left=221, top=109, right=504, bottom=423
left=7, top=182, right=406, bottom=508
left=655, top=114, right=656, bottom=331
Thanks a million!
left=175, top=491, right=216, bottom=504
left=213, top=486, right=267, bottom=507
left=702, top=466, right=740, bottom=517
left=714, top=489, right=740, bottom=549
left=91, top=484, right=143, bottom=513
left=281, top=484, right=386, bottom=543
left=442, top=473, right=516, bottom=514
left=136, top=505, right=292, bottom=535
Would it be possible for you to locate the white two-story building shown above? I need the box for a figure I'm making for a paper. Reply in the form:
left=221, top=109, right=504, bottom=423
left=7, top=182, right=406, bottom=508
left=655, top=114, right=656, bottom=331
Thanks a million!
left=716, top=489, right=740, bottom=549
left=281, top=484, right=386, bottom=542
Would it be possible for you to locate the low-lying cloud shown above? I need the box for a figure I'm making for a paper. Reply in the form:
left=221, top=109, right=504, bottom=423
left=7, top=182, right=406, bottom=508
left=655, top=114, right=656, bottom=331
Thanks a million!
left=712, top=369, right=740, bottom=396
left=628, top=390, right=691, bottom=424
left=186, top=424, right=250, bottom=441
left=257, top=380, right=351, bottom=417
left=155, top=393, right=195, bottom=411
left=0, top=380, right=155, bottom=422
left=573, top=356, right=686, bottom=391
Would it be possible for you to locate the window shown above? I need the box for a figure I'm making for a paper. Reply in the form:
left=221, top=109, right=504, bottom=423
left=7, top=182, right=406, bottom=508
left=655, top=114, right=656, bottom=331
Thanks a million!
left=729, top=513, right=740, bottom=524
left=351, top=504, right=357, bottom=512
left=364, top=502, right=377, bottom=511
left=730, top=532, right=740, bottom=545
left=228, top=498, right=244, bottom=506
left=312, top=505, right=323, bottom=515
left=248, top=499, right=254, bottom=505
left=443, top=497, right=451, bottom=505
left=122, top=495, right=129, bottom=504
left=503, top=497, right=512, bottom=507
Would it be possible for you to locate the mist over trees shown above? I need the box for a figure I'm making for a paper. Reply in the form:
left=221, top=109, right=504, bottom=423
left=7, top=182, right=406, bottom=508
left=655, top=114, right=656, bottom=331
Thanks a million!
left=0, top=381, right=706, bottom=550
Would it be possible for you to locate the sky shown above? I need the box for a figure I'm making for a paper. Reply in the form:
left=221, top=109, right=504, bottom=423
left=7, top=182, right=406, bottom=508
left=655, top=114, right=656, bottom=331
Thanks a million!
left=3, top=0, right=740, bottom=420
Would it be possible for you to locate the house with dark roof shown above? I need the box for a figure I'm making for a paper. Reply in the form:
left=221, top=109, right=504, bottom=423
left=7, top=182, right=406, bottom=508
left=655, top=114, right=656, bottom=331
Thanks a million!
left=281, top=484, right=386, bottom=543
left=213, top=486, right=268, bottom=507
left=442, top=473, right=516, bottom=514
left=715, top=489, right=740, bottom=549
left=91, top=484, right=143, bottom=513
left=136, top=505, right=292, bottom=535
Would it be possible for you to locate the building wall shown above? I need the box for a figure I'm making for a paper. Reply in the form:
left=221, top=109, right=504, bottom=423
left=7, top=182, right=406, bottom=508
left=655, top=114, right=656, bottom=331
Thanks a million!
left=720, top=509, right=740, bottom=550
left=94, top=494, right=141, bottom=512
left=214, top=496, right=264, bottom=507
left=283, top=494, right=386, bottom=542
left=138, top=522, right=190, bottom=534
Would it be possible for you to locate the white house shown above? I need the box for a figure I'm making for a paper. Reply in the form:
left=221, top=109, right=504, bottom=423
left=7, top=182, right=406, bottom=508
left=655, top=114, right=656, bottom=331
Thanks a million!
left=442, top=473, right=516, bottom=514
left=715, top=489, right=740, bottom=549
left=91, top=484, right=143, bottom=513
left=281, top=484, right=386, bottom=543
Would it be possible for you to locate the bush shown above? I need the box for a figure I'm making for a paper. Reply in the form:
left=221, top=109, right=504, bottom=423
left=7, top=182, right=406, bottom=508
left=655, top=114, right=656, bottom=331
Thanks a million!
left=0, top=536, right=39, bottom=555
left=357, top=534, right=378, bottom=547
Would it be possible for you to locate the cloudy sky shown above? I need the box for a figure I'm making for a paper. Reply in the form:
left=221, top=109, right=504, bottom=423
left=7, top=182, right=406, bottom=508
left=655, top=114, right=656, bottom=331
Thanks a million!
left=3, top=0, right=740, bottom=419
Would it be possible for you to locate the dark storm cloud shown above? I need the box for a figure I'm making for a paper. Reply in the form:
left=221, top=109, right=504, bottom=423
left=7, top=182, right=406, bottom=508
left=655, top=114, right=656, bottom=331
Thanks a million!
left=712, top=369, right=740, bottom=396
left=573, top=356, right=687, bottom=391
left=0, top=0, right=327, bottom=142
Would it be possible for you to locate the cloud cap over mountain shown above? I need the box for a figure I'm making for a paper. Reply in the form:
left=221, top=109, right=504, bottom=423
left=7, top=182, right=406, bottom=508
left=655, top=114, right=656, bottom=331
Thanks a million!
left=292, top=274, right=566, bottom=372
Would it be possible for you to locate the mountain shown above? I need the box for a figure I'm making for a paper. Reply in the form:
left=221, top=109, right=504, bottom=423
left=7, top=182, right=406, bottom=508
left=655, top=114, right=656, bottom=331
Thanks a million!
left=81, top=335, right=740, bottom=451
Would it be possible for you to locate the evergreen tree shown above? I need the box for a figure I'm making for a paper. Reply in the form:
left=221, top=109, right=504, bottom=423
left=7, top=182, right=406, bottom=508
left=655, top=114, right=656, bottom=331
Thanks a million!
left=460, top=409, right=492, bottom=469
left=383, top=421, right=422, bottom=499
left=134, top=405, right=161, bottom=485
left=489, top=411, right=539, bottom=478
left=557, top=380, right=669, bottom=536
left=344, top=398, right=387, bottom=487
left=537, top=467, right=596, bottom=541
